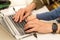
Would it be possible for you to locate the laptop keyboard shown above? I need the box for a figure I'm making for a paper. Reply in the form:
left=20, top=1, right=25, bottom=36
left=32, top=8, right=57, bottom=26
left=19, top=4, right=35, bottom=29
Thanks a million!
left=8, top=15, right=26, bottom=35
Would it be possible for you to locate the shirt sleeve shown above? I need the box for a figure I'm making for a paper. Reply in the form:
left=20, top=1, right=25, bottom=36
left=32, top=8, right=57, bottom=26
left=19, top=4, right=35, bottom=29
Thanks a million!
left=32, top=0, right=44, bottom=10
left=36, top=7, right=60, bottom=21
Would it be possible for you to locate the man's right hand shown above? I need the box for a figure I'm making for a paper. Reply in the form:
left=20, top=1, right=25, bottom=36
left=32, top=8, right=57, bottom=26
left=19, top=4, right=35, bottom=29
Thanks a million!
left=13, top=3, right=36, bottom=22
left=13, top=8, right=31, bottom=22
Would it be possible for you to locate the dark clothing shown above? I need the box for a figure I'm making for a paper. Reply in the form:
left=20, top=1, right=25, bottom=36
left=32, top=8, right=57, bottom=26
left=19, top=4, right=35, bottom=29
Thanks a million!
left=36, top=7, right=60, bottom=21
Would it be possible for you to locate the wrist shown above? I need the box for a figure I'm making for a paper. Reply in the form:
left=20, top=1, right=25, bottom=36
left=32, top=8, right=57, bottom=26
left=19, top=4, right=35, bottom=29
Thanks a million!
left=38, top=22, right=53, bottom=33
left=26, top=3, right=36, bottom=12
left=51, top=23, right=58, bottom=33
left=44, top=23, right=53, bottom=33
left=25, top=7, right=32, bottom=12
left=47, top=23, right=53, bottom=33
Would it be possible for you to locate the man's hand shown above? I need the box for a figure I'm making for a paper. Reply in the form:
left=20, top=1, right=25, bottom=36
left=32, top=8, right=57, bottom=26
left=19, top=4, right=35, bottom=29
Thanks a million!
left=13, top=8, right=31, bottom=22
left=24, top=19, right=52, bottom=34
left=26, top=15, right=36, bottom=22
left=13, top=3, right=36, bottom=22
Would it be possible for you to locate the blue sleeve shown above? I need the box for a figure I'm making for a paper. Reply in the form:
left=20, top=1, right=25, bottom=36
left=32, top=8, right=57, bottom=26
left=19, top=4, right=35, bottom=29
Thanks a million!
left=36, top=7, right=60, bottom=21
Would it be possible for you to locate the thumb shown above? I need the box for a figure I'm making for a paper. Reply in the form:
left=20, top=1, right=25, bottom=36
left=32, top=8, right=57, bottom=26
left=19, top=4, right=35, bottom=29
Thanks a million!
left=23, top=12, right=31, bottom=20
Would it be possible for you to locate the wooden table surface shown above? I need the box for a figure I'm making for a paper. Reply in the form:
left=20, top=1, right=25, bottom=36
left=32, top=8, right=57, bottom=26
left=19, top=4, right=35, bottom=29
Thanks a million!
left=0, top=24, right=16, bottom=40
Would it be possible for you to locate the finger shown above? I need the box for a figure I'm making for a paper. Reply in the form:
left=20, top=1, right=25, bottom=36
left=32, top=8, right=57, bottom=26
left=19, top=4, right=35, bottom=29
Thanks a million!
left=12, top=16, right=15, bottom=20
left=23, top=12, right=30, bottom=21
left=13, top=13, right=20, bottom=22
left=12, top=15, right=15, bottom=19
left=24, top=21, right=34, bottom=27
left=14, top=15, right=19, bottom=22
left=19, top=10, right=25, bottom=22
left=24, top=24, right=34, bottom=31
left=24, top=22, right=35, bottom=30
left=13, top=13, right=17, bottom=19
left=25, top=28, right=35, bottom=33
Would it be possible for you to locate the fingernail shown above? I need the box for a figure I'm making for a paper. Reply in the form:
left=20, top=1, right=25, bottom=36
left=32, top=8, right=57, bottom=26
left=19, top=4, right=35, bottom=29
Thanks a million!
left=14, top=20, right=17, bottom=22
left=20, top=20, right=22, bottom=22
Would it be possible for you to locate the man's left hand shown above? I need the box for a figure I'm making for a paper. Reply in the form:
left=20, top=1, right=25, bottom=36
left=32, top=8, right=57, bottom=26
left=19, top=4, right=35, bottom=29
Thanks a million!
left=24, top=19, right=52, bottom=34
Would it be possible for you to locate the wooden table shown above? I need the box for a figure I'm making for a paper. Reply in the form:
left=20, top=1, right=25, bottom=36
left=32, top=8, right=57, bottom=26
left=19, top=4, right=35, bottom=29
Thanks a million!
left=0, top=24, right=16, bottom=40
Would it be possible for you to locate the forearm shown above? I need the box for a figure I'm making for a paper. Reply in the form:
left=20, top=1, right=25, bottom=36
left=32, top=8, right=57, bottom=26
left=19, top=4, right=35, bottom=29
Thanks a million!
left=26, top=3, right=36, bottom=11
left=32, top=0, right=44, bottom=9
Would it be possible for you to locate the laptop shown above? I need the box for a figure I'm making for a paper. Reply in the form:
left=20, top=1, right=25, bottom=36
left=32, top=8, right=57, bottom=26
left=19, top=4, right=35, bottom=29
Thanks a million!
left=0, top=14, right=33, bottom=40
